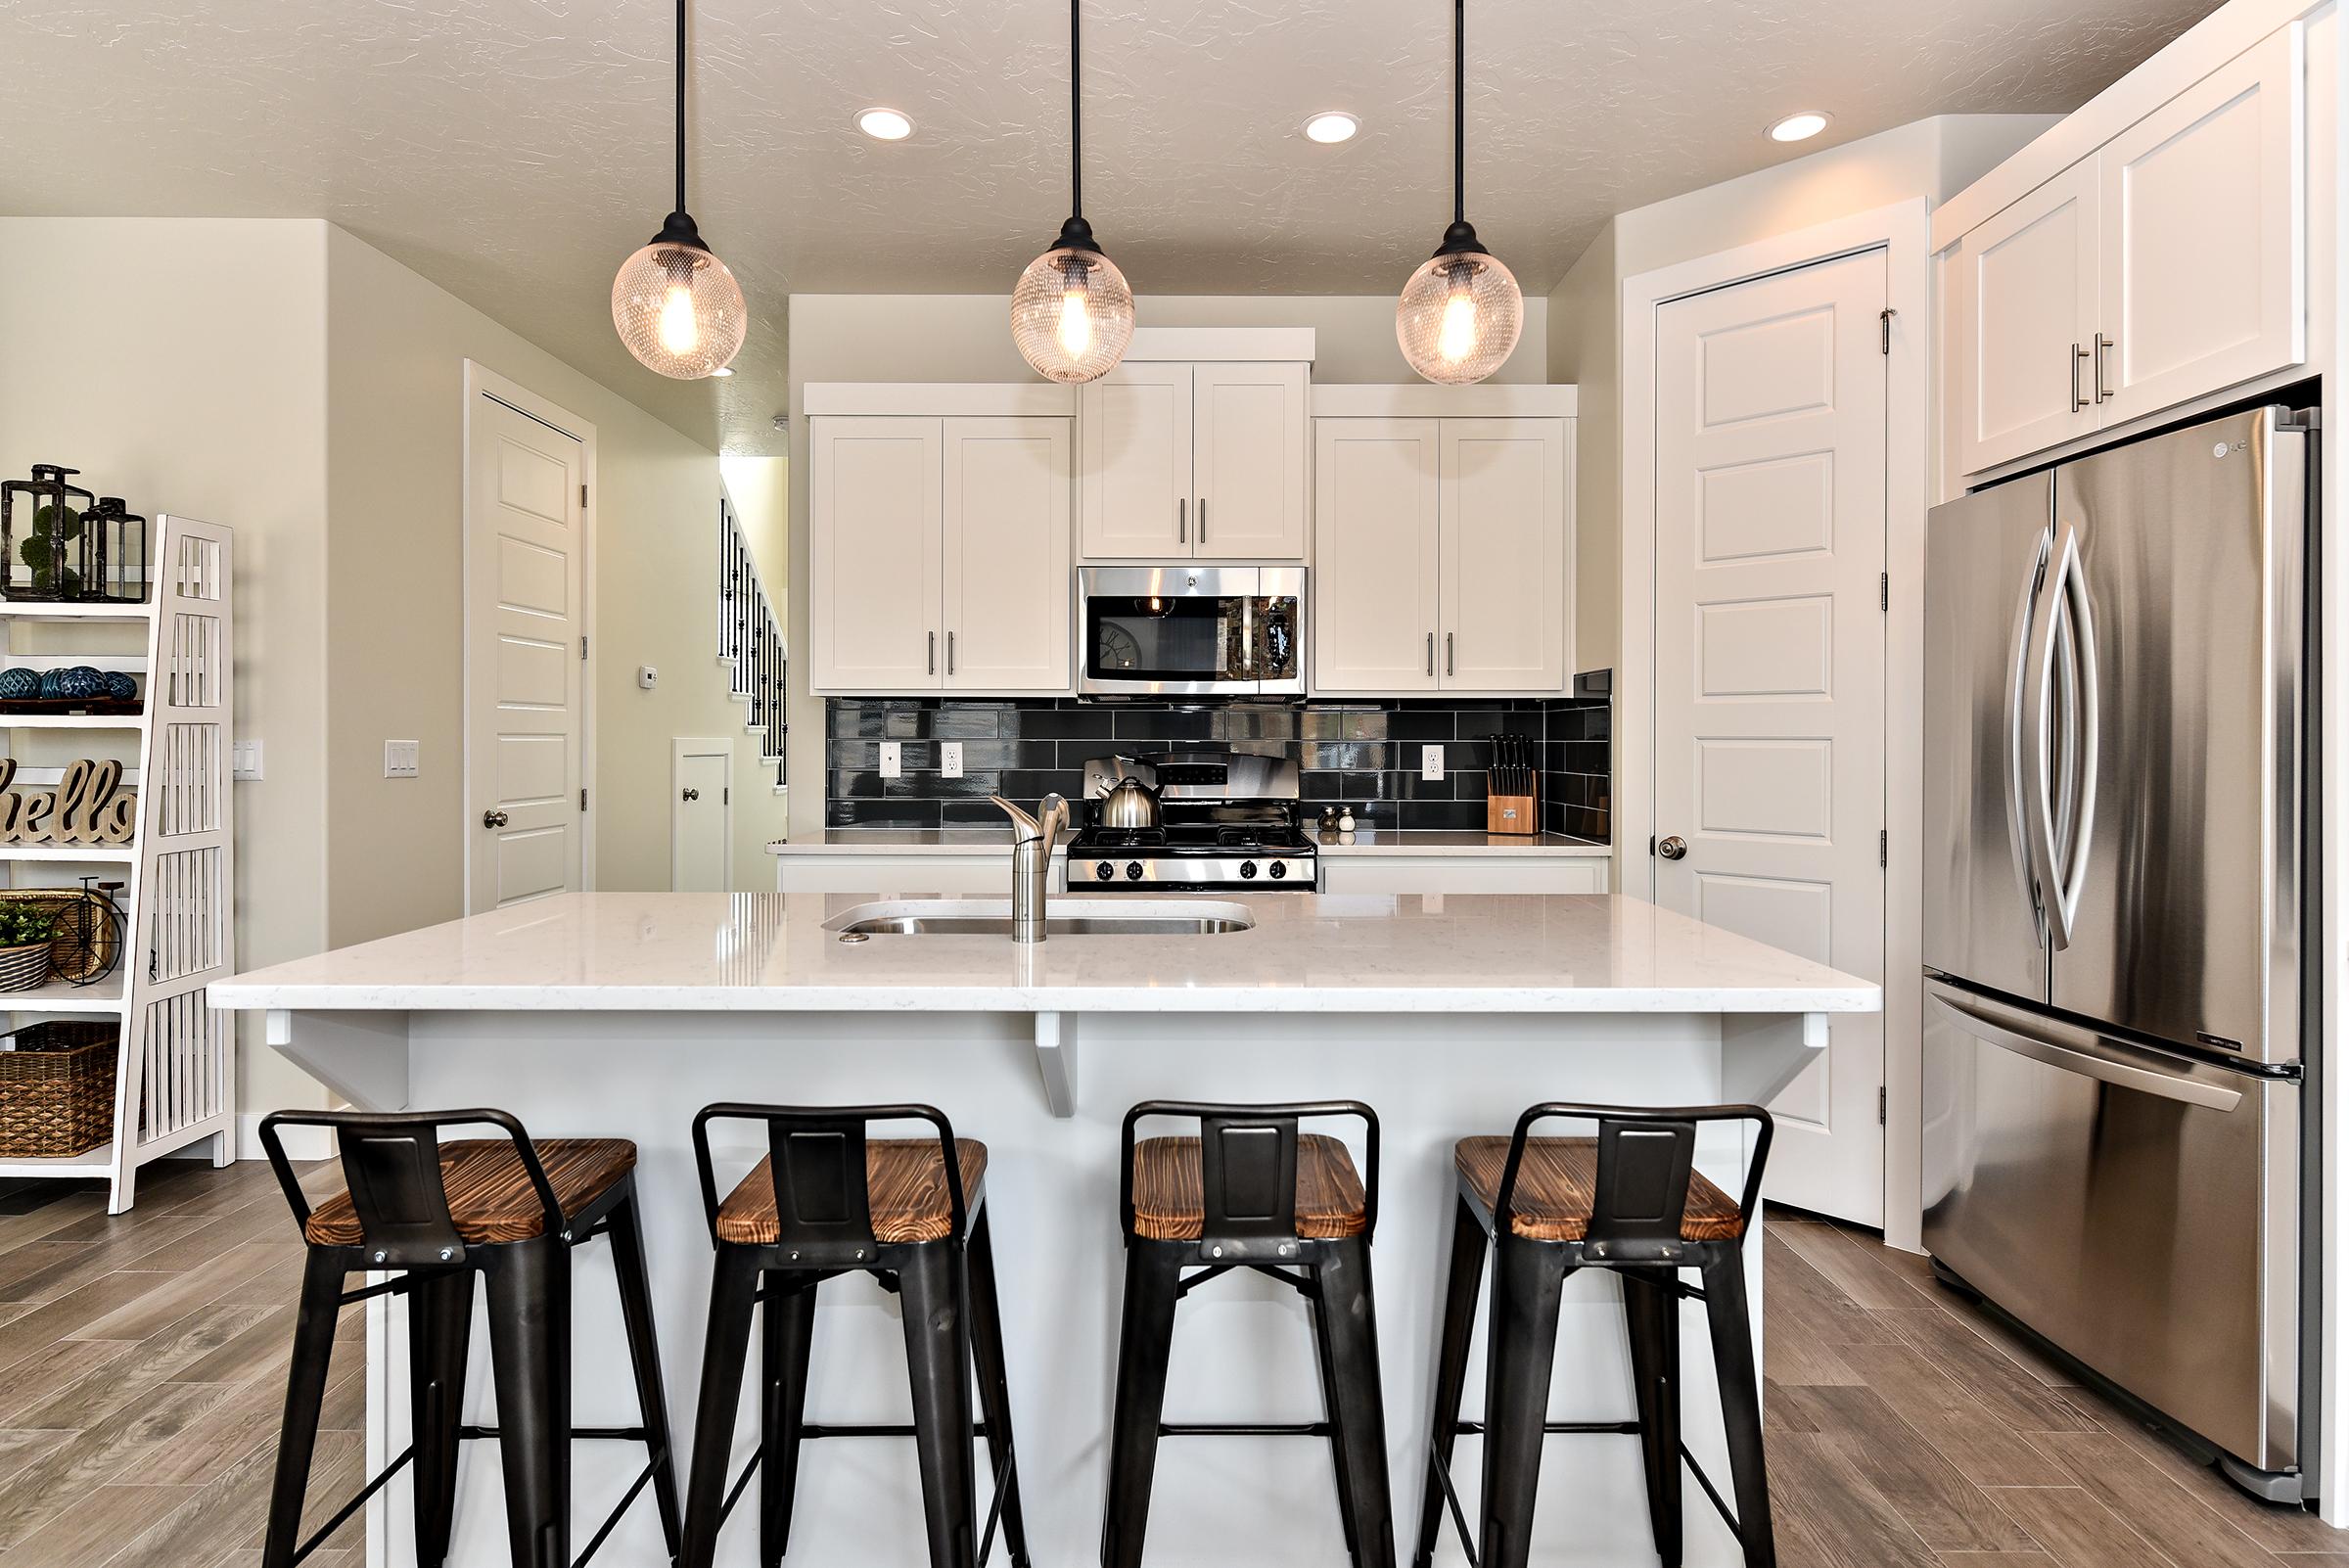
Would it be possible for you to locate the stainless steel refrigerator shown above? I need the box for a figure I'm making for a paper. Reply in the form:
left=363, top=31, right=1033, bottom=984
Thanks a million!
left=1922, top=403, right=2318, bottom=1500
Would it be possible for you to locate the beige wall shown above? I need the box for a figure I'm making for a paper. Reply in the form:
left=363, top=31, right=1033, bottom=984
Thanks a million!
left=0, top=217, right=332, bottom=1116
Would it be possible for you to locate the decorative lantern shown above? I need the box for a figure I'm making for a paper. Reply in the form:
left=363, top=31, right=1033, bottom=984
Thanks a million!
left=81, top=498, right=148, bottom=604
left=0, top=465, right=94, bottom=602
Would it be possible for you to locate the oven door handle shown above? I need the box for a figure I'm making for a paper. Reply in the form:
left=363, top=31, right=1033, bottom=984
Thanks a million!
left=1929, top=986, right=2242, bottom=1111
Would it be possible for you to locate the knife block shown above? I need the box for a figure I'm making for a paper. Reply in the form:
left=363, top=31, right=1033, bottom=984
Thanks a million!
left=1486, top=790, right=1537, bottom=835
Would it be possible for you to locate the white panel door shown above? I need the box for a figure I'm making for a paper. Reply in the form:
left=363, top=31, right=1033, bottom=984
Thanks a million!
left=1191, top=362, right=1308, bottom=559
left=466, top=392, right=586, bottom=913
left=1312, top=419, right=1441, bottom=692
left=1959, top=161, right=2099, bottom=475
left=1439, top=418, right=1566, bottom=692
left=944, top=417, right=1073, bottom=692
left=2096, top=24, right=2306, bottom=426
left=1081, top=362, right=1192, bottom=558
left=1652, top=249, right=1888, bottom=1223
left=809, top=417, right=944, bottom=692
left=670, top=739, right=732, bottom=892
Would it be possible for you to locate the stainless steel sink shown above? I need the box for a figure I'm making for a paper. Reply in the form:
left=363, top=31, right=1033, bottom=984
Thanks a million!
left=825, top=898, right=1254, bottom=939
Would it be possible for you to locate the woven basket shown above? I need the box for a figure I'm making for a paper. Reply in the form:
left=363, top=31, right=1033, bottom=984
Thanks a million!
left=0, top=942, right=49, bottom=992
left=0, top=1023, right=117, bottom=1157
left=0, top=889, right=119, bottom=986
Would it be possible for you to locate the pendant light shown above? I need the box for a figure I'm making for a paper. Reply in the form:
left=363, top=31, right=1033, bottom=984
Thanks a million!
left=1396, top=0, right=1522, bottom=385
left=612, top=0, right=747, bottom=380
left=1011, top=0, right=1135, bottom=384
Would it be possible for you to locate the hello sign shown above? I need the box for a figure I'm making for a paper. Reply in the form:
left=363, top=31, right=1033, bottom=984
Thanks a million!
left=0, top=758, right=137, bottom=845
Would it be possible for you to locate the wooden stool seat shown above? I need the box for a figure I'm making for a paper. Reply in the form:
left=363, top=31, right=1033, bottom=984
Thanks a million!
left=1454, top=1135, right=1746, bottom=1243
left=301, top=1137, right=638, bottom=1247
left=714, top=1137, right=989, bottom=1247
left=1129, top=1133, right=1368, bottom=1242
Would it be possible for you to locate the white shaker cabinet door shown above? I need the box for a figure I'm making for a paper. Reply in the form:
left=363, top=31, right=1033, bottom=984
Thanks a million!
left=1958, top=161, right=2099, bottom=476
left=1191, top=361, right=1309, bottom=559
left=808, top=416, right=944, bottom=692
left=1438, top=418, right=1567, bottom=693
left=2096, top=24, right=2306, bottom=428
left=1313, top=418, right=1441, bottom=692
left=1080, top=362, right=1192, bottom=558
left=943, top=417, right=1073, bottom=692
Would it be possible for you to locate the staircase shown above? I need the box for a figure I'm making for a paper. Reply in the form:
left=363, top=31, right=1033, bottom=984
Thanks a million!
left=716, top=494, right=787, bottom=791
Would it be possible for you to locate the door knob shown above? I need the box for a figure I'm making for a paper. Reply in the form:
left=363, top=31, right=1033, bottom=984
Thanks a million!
left=482, top=808, right=510, bottom=829
left=681, top=787, right=701, bottom=803
left=1657, top=835, right=1688, bottom=860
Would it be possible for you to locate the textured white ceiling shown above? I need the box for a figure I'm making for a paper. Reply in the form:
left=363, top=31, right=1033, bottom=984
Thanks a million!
left=2, top=1, right=2216, bottom=453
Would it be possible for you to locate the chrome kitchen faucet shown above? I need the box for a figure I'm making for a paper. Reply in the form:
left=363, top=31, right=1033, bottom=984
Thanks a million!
left=990, top=792, right=1070, bottom=943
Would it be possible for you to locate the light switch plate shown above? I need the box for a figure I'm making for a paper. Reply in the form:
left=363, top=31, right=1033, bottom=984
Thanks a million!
left=1422, top=744, right=1445, bottom=781
left=384, top=740, right=419, bottom=779
left=940, top=741, right=964, bottom=779
left=879, top=741, right=902, bottom=779
left=232, top=739, right=264, bottom=781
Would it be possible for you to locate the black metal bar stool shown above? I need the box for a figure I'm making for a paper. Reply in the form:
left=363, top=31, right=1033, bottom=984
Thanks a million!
left=1413, top=1102, right=1775, bottom=1568
left=256, top=1108, right=682, bottom=1568
left=1102, top=1099, right=1395, bottom=1568
left=679, top=1101, right=1028, bottom=1568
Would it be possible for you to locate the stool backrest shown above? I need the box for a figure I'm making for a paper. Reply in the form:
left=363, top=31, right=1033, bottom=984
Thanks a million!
left=257, top=1107, right=562, bottom=1267
left=1496, top=1101, right=1773, bottom=1252
left=692, top=1101, right=969, bottom=1252
left=1121, top=1099, right=1380, bottom=1244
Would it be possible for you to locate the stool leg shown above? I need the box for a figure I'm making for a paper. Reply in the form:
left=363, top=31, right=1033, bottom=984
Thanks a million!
left=1699, top=1248, right=1774, bottom=1568
left=1099, top=1241, right=1182, bottom=1568
left=261, top=1248, right=347, bottom=1568
left=1412, top=1197, right=1487, bottom=1568
left=608, top=1188, right=686, bottom=1559
left=761, top=1273, right=817, bottom=1566
left=484, top=1234, right=572, bottom=1568
left=680, top=1247, right=763, bottom=1568
left=409, top=1268, right=475, bottom=1568
left=900, top=1243, right=978, bottom=1568
left=965, top=1211, right=1033, bottom=1568
left=1316, top=1235, right=1397, bottom=1568
left=1622, top=1269, right=1683, bottom=1568
left=1480, top=1238, right=1569, bottom=1568
left=1308, top=1271, right=1362, bottom=1563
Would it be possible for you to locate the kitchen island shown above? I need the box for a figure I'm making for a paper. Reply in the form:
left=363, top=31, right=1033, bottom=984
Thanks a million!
left=217, top=890, right=1875, bottom=1568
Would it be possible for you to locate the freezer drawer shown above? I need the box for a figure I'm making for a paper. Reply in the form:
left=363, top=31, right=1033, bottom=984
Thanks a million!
left=1922, top=980, right=2299, bottom=1472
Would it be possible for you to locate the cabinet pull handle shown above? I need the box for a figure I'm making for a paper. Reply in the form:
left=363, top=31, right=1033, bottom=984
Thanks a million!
left=2069, top=343, right=2090, bottom=413
left=2094, top=334, right=2114, bottom=403
left=1446, top=631, right=1455, bottom=677
left=947, top=631, right=955, bottom=676
left=1177, top=498, right=1186, bottom=544
left=1426, top=631, right=1435, bottom=677
left=1198, top=498, right=1207, bottom=543
left=928, top=630, right=937, bottom=676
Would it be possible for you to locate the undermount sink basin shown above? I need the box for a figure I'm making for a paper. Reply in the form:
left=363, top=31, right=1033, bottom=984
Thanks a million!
left=825, top=898, right=1255, bottom=939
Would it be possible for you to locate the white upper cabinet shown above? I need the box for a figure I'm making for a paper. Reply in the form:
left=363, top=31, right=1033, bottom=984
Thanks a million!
left=1958, top=161, right=2099, bottom=476
left=943, top=418, right=1072, bottom=692
left=1081, top=359, right=1308, bottom=560
left=1312, top=414, right=1570, bottom=696
left=1948, top=20, right=2309, bottom=477
left=1313, top=419, right=1441, bottom=693
left=2096, top=24, right=2305, bottom=427
left=809, top=412, right=1073, bottom=695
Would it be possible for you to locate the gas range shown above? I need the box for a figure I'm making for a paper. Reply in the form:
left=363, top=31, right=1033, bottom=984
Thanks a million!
left=1062, top=751, right=1320, bottom=893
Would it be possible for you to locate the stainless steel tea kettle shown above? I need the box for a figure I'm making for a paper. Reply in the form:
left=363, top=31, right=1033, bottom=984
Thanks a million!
left=1097, top=773, right=1163, bottom=830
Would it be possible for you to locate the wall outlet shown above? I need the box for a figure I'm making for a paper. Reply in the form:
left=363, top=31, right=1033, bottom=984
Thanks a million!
left=232, top=739, right=264, bottom=781
left=1421, top=744, right=1445, bottom=781
left=940, top=741, right=964, bottom=779
left=879, top=741, right=902, bottom=779
left=384, top=740, right=420, bottom=779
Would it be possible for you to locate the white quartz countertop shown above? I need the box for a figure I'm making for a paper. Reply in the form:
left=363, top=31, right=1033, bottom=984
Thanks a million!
left=215, top=892, right=1876, bottom=1017
left=766, top=829, right=1065, bottom=856
left=764, top=828, right=1606, bottom=857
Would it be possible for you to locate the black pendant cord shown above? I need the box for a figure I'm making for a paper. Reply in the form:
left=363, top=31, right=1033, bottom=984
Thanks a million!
left=1069, top=0, right=1083, bottom=221
left=673, top=0, right=689, bottom=216
left=1451, top=0, right=1464, bottom=227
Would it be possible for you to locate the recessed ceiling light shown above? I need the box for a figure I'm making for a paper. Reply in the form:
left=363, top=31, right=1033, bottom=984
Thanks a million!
left=1769, top=111, right=1831, bottom=143
left=1303, top=112, right=1359, bottom=145
left=856, top=107, right=914, bottom=141
left=709, top=365, right=734, bottom=377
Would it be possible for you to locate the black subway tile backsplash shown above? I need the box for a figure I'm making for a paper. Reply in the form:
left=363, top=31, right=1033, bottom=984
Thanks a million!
left=823, top=680, right=1612, bottom=843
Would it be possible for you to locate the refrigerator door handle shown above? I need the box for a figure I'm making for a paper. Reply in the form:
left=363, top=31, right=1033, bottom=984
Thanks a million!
left=1930, top=988, right=2245, bottom=1111
left=2004, top=531, right=2050, bottom=932
left=2021, top=523, right=2079, bottom=947
left=2054, top=538, right=2099, bottom=938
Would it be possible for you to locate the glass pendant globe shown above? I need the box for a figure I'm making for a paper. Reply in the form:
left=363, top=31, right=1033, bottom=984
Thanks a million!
left=612, top=239, right=748, bottom=380
left=1011, top=246, right=1135, bottom=384
left=1397, top=249, right=1523, bottom=385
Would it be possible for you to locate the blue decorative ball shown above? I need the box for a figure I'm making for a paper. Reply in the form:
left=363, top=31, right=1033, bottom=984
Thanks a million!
left=36, top=669, right=63, bottom=699
left=0, top=669, right=38, bottom=700
left=55, top=667, right=106, bottom=701
left=102, top=671, right=137, bottom=702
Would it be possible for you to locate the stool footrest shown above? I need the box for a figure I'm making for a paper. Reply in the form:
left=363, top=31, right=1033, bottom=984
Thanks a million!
left=801, top=1421, right=992, bottom=1439
left=1423, top=1426, right=1749, bottom=1565
left=289, top=1443, right=414, bottom=1565
left=1159, top=1419, right=1333, bottom=1437
left=456, top=1423, right=651, bottom=1442
left=1450, top=1418, right=1642, bottom=1436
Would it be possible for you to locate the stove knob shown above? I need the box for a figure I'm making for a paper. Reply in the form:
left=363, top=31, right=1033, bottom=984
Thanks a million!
left=1267, top=860, right=1288, bottom=880
left=1239, top=860, right=1258, bottom=879
left=1095, top=861, right=1116, bottom=882
left=1126, top=861, right=1145, bottom=882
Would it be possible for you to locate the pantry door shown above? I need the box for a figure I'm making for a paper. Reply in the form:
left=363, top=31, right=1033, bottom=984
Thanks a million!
left=464, top=370, right=593, bottom=912
left=1650, top=248, right=1889, bottom=1223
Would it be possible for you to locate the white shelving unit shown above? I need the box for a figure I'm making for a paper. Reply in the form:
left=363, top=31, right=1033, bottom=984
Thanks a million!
left=0, top=516, right=235, bottom=1210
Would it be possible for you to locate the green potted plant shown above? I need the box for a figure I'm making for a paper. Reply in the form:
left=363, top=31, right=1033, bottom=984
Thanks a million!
left=0, top=903, right=57, bottom=992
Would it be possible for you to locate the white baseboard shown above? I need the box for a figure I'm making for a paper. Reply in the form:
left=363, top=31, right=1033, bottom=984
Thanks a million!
left=236, top=1113, right=336, bottom=1163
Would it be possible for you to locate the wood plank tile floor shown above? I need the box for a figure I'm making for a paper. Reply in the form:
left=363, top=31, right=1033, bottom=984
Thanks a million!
left=0, top=1164, right=2340, bottom=1566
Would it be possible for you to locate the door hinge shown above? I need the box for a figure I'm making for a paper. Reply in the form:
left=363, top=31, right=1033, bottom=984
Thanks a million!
left=1648, top=834, right=1657, bottom=857
left=1877, top=1085, right=1887, bottom=1124
left=579, top=635, right=587, bottom=661
left=1880, top=573, right=1889, bottom=612
left=1879, top=829, right=1888, bottom=868
left=723, top=786, right=730, bottom=806
left=579, top=787, right=587, bottom=811
left=1879, top=307, right=1895, bottom=355
left=580, top=483, right=588, bottom=508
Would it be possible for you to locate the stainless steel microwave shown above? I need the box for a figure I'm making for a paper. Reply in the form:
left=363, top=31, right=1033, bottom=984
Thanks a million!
left=1077, top=566, right=1305, bottom=698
